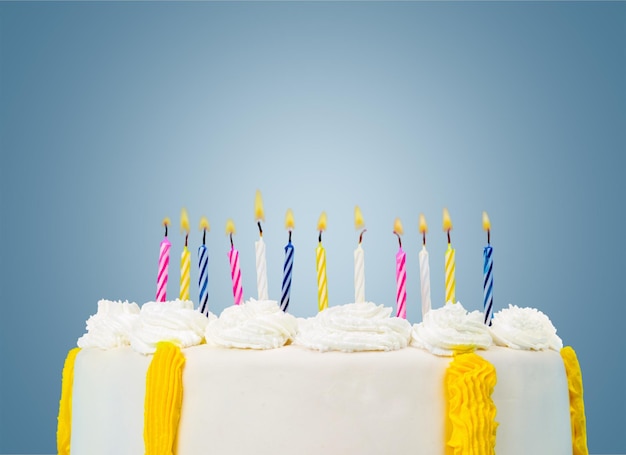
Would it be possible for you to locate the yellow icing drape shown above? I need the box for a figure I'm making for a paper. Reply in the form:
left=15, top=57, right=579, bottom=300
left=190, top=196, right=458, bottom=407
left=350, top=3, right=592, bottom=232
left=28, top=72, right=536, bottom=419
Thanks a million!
left=561, top=346, right=589, bottom=455
left=57, top=347, right=81, bottom=455
left=144, top=341, right=186, bottom=455
left=445, top=353, right=498, bottom=455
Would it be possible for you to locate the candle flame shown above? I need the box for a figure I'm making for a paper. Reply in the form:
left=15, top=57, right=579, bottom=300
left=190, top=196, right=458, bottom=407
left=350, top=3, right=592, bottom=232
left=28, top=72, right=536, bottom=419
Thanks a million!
left=225, top=219, right=236, bottom=235
left=442, top=208, right=453, bottom=231
left=317, top=212, right=327, bottom=232
left=354, top=205, right=365, bottom=230
left=254, top=190, right=265, bottom=222
left=419, top=213, right=428, bottom=234
left=199, top=216, right=210, bottom=231
left=285, top=208, right=295, bottom=230
left=162, top=217, right=170, bottom=227
left=393, top=217, right=404, bottom=236
left=180, top=208, right=190, bottom=234
left=482, top=211, right=491, bottom=231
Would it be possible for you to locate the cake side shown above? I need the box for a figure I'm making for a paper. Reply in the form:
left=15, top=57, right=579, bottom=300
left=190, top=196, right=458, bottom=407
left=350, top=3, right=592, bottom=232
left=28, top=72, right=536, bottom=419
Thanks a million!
left=69, top=344, right=572, bottom=455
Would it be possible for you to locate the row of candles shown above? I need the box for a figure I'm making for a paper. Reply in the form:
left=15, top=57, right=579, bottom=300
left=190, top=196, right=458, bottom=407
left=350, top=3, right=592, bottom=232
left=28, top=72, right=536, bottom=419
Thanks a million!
left=156, top=191, right=494, bottom=325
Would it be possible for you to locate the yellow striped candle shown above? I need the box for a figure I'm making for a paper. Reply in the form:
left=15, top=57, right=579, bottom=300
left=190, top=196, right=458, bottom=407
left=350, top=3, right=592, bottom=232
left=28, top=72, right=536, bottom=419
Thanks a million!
left=443, top=208, right=456, bottom=304
left=316, top=212, right=328, bottom=312
left=179, top=208, right=190, bottom=301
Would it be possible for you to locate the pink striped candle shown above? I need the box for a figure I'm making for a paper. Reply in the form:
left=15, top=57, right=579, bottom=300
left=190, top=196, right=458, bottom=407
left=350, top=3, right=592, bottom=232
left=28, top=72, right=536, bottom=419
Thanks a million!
left=393, top=218, right=407, bottom=319
left=226, top=219, right=243, bottom=305
left=156, top=218, right=171, bottom=302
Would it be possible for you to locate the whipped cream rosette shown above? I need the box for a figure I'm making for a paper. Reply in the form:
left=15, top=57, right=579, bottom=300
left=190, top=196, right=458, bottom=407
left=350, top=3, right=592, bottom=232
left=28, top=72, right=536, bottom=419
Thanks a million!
left=129, top=299, right=212, bottom=355
left=77, top=299, right=140, bottom=349
left=295, top=302, right=412, bottom=352
left=411, top=302, right=492, bottom=356
left=205, top=298, right=298, bottom=349
left=490, top=304, right=563, bottom=351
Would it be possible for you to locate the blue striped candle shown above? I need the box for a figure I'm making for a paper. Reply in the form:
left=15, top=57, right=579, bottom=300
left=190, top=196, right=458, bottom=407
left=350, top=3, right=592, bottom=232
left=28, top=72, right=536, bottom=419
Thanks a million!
left=482, top=212, right=493, bottom=325
left=198, top=217, right=210, bottom=317
left=280, top=209, right=295, bottom=312
left=281, top=238, right=294, bottom=312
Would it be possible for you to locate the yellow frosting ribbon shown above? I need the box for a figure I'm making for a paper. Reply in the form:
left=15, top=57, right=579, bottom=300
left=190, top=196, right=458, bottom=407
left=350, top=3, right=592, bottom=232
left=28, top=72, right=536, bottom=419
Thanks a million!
left=561, top=346, right=589, bottom=455
left=57, top=347, right=81, bottom=455
left=144, top=341, right=186, bottom=455
left=445, top=352, right=498, bottom=455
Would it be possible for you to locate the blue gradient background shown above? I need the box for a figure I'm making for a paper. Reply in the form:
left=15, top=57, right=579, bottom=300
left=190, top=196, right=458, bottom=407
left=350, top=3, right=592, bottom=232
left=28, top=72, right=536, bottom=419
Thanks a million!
left=1, top=1, right=625, bottom=453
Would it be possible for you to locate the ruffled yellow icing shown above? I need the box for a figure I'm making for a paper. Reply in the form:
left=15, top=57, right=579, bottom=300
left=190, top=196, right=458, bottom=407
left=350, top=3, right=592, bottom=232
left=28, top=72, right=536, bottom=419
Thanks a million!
left=445, top=353, right=498, bottom=455
left=561, top=346, right=589, bottom=455
left=144, top=341, right=186, bottom=455
left=57, top=347, right=81, bottom=455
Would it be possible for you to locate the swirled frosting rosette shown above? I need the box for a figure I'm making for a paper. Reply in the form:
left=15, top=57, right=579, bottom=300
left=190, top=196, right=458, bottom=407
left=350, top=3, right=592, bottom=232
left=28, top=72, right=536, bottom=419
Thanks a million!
left=77, top=299, right=140, bottom=349
left=205, top=299, right=298, bottom=349
left=411, top=302, right=492, bottom=356
left=295, top=302, right=412, bottom=352
left=490, top=304, right=563, bottom=351
left=129, top=299, right=212, bottom=355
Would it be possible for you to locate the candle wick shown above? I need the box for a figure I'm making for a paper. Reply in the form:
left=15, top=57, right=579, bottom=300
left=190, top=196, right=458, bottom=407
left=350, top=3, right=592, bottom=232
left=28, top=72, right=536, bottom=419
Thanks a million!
left=318, top=231, right=322, bottom=243
left=487, top=229, right=490, bottom=245
left=394, top=231, right=402, bottom=248
left=165, top=224, right=168, bottom=237
left=447, top=230, right=451, bottom=244
left=422, top=232, right=426, bottom=247
left=257, top=221, right=263, bottom=237
left=359, top=229, right=366, bottom=244
left=288, top=230, right=292, bottom=243
left=185, top=233, right=188, bottom=247
left=230, top=233, right=234, bottom=248
left=203, top=229, right=206, bottom=245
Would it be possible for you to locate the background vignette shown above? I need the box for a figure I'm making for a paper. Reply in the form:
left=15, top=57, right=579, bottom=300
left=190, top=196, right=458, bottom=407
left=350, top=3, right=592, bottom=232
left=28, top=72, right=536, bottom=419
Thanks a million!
left=0, top=0, right=625, bottom=452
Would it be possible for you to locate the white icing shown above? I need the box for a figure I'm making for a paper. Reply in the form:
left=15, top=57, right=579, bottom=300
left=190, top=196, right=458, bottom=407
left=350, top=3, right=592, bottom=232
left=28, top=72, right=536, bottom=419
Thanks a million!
left=411, top=301, right=492, bottom=356
left=490, top=304, right=563, bottom=351
left=295, top=302, right=412, bottom=352
left=129, top=300, right=211, bottom=355
left=205, top=299, right=298, bottom=349
left=77, top=299, right=140, bottom=349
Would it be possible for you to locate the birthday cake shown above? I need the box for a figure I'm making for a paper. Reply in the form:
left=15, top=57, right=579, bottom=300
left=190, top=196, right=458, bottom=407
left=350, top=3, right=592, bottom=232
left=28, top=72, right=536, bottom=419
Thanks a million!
left=57, top=205, right=587, bottom=455
left=58, top=299, right=587, bottom=455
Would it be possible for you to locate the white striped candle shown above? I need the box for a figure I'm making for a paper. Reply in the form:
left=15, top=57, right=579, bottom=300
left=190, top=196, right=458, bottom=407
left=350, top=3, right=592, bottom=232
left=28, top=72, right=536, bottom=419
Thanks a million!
left=254, top=190, right=269, bottom=300
left=418, top=213, right=431, bottom=319
left=354, top=206, right=366, bottom=303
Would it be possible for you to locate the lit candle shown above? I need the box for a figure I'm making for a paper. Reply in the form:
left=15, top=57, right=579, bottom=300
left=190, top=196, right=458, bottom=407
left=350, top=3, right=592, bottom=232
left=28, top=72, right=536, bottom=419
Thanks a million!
left=179, top=208, right=191, bottom=301
left=280, top=209, right=295, bottom=312
left=482, top=211, right=494, bottom=326
left=156, top=218, right=171, bottom=302
left=418, top=213, right=432, bottom=318
left=198, top=216, right=210, bottom=317
left=226, top=219, right=243, bottom=305
left=443, top=208, right=456, bottom=304
left=394, top=218, right=407, bottom=319
left=254, top=190, right=269, bottom=300
left=354, top=206, right=366, bottom=303
left=316, top=212, right=328, bottom=312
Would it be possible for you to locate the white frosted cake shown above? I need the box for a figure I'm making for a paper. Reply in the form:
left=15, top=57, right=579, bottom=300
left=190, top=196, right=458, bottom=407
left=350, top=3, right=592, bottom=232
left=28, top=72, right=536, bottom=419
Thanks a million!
left=58, top=299, right=587, bottom=455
